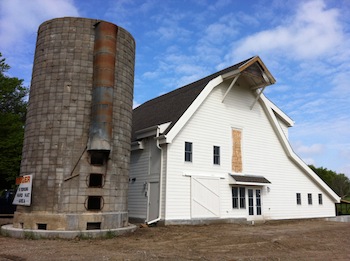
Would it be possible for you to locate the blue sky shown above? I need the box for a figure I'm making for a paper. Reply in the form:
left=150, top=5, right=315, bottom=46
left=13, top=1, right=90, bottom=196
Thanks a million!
left=0, top=0, right=349, bottom=177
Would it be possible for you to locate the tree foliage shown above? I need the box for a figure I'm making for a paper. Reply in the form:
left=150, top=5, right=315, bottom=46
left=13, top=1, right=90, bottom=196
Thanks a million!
left=309, top=165, right=350, bottom=199
left=0, top=52, right=28, bottom=191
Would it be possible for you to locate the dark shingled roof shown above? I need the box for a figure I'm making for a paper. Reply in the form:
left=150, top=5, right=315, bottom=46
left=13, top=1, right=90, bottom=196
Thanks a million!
left=132, top=58, right=253, bottom=141
left=230, top=174, right=271, bottom=184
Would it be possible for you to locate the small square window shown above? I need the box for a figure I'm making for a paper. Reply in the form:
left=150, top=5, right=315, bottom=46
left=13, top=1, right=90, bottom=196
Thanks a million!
left=185, top=142, right=192, bottom=162
left=213, top=146, right=220, bottom=165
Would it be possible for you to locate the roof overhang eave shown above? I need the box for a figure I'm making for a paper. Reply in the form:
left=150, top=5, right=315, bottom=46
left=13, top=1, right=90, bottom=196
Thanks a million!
left=134, top=122, right=172, bottom=140
left=239, top=56, right=276, bottom=85
left=221, top=56, right=276, bottom=92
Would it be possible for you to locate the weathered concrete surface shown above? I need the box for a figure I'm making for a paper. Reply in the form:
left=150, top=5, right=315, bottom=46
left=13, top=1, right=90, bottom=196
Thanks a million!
left=13, top=17, right=135, bottom=233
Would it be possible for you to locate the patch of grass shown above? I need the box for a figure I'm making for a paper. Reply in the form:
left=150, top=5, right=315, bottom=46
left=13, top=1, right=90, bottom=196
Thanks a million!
left=24, top=231, right=40, bottom=240
left=105, top=230, right=116, bottom=239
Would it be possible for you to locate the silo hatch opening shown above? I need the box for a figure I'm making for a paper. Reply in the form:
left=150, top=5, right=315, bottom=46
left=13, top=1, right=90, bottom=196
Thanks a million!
left=86, top=196, right=103, bottom=210
left=86, top=222, right=101, bottom=230
left=88, top=173, right=104, bottom=187
left=89, top=150, right=109, bottom=165
left=37, top=223, right=47, bottom=230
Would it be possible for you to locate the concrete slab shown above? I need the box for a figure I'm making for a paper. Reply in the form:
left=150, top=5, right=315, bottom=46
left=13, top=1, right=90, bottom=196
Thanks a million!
left=326, top=216, right=350, bottom=222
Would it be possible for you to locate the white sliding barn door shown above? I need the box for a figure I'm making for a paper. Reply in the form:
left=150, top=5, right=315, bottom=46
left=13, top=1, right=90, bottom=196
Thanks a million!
left=191, top=177, right=220, bottom=218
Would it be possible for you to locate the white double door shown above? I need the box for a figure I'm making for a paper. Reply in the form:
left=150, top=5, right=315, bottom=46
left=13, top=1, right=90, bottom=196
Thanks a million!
left=247, top=188, right=262, bottom=218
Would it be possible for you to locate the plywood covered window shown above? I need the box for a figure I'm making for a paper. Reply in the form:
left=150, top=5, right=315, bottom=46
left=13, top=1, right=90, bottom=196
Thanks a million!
left=232, top=129, right=242, bottom=172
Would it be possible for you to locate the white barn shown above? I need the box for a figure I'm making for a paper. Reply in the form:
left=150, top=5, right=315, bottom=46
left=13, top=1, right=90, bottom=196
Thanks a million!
left=128, top=56, right=340, bottom=225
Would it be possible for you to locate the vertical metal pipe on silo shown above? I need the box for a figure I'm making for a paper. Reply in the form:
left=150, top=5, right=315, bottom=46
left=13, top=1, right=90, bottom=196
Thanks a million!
left=88, top=22, right=118, bottom=153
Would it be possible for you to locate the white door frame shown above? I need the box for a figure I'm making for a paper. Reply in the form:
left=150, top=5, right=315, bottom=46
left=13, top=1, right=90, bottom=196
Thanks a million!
left=247, top=187, right=263, bottom=221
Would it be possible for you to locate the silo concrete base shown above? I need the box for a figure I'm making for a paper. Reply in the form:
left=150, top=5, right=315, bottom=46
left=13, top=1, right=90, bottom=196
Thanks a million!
left=1, top=223, right=137, bottom=239
left=12, top=211, right=130, bottom=231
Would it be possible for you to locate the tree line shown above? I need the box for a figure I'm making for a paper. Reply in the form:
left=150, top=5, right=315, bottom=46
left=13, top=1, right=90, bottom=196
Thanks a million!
left=0, top=52, right=350, bottom=200
left=0, top=52, right=28, bottom=191
left=309, top=165, right=350, bottom=200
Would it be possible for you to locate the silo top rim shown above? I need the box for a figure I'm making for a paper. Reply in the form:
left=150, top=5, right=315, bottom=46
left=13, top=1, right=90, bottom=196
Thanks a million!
left=38, top=17, right=135, bottom=44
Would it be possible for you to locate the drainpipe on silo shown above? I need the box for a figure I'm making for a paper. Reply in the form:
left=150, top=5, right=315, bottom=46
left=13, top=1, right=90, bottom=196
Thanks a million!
left=147, top=126, right=164, bottom=225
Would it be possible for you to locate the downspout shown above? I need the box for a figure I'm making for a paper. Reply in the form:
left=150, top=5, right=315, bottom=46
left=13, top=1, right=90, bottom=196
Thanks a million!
left=147, top=126, right=164, bottom=225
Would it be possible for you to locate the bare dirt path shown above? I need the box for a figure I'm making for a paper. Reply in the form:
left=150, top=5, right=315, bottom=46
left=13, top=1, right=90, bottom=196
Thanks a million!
left=1, top=219, right=349, bottom=260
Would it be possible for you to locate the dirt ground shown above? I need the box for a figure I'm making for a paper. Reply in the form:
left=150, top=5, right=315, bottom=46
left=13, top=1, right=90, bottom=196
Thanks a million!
left=0, top=218, right=349, bottom=261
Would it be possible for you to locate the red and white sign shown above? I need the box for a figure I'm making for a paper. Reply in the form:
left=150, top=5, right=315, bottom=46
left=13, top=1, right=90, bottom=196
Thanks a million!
left=13, top=175, right=33, bottom=206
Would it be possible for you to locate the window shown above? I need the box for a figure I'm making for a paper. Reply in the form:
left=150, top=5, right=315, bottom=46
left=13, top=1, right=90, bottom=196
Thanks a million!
left=232, top=187, right=238, bottom=208
left=296, top=193, right=301, bottom=205
left=185, top=142, right=192, bottom=162
left=239, top=187, right=246, bottom=208
left=256, top=190, right=261, bottom=215
left=232, top=187, right=246, bottom=209
left=308, top=193, right=312, bottom=205
left=248, top=189, right=254, bottom=215
left=318, top=194, right=323, bottom=205
left=213, top=146, right=220, bottom=165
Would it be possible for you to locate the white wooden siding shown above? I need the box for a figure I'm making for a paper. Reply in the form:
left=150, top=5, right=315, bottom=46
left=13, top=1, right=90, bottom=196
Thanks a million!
left=128, top=138, right=151, bottom=220
left=275, top=114, right=289, bottom=139
left=129, top=138, right=164, bottom=221
left=164, top=78, right=336, bottom=221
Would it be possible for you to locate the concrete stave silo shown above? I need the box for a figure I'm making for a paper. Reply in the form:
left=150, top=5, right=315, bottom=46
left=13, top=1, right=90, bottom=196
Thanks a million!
left=11, top=17, right=135, bottom=234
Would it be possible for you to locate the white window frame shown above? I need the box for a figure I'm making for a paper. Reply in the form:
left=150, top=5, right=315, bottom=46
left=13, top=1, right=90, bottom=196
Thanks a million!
left=296, top=193, right=301, bottom=205
left=308, top=193, right=313, bottom=205
left=184, top=141, right=192, bottom=162
left=213, top=146, right=220, bottom=165
left=318, top=193, right=323, bottom=205
left=232, top=186, right=246, bottom=209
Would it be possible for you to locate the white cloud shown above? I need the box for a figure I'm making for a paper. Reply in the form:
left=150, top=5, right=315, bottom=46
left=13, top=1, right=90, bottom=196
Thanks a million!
left=293, top=141, right=325, bottom=155
left=226, top=0, right=344, bottom=62
left=301, top=157, right=316, bottom=166
left=0, top=0, right=79, bottom=51
left=0, top=0, right=79, bottom=84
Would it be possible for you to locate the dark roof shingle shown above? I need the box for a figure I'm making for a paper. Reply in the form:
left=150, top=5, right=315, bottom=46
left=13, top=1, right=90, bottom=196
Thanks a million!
left=132, top=58, right=253, bottom=141
left=230, top=174, right=271, bottom=184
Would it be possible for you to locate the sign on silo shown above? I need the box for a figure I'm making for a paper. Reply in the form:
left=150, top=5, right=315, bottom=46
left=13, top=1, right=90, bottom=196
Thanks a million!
left=13, top=175, right=33, bottom=206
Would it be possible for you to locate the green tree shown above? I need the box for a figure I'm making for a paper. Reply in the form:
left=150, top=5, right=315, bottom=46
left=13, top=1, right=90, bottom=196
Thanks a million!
left=0, top=52, right=28, bottom=191
left=332, top=174, right=350, bottom=199
left=309, top=165, right=350, bottom=199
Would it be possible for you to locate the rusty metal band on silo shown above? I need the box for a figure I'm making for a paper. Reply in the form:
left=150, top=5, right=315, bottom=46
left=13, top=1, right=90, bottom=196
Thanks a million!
left=88, top=22, right=118, bottom=152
